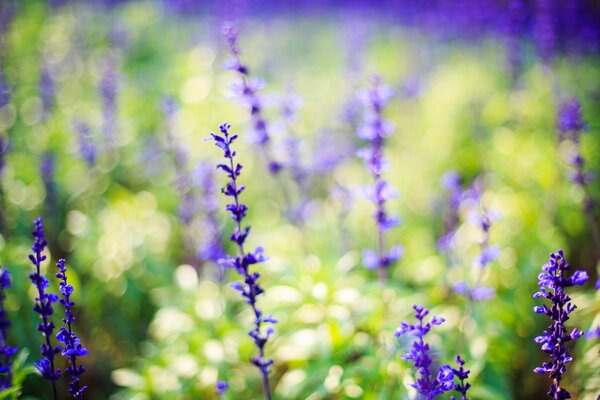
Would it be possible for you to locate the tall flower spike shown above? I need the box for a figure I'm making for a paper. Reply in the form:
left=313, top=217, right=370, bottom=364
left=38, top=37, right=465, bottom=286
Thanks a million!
left=556, top=98, right=600, bottom=259
left=357, top=75, right=402, bottom=283
left=28, top=217, right=61, bottom=400
left=0, top=268, right=18, bottom=390
left=395, top=305, right=455, bottom=398
left=222, top=23, right=282, bottom=175
left=55, top=259, right=88, bottom=399
left=210, top=122, right=276, bottom=400
left=450, top=355, right=471, bottom=400
left=533, top=249, right=588, bottom=399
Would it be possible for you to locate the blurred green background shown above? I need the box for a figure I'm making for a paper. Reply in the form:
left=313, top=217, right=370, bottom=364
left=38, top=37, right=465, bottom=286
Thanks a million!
left=0, top=0, right=599, bottom=399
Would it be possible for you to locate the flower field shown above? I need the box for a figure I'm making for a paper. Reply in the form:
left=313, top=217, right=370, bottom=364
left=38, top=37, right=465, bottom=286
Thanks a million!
left=0, top=1, right=599, bottom=399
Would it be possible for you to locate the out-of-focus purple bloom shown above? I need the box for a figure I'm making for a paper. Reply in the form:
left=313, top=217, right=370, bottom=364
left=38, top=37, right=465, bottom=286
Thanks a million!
left=533, top=249, right=588, bottom=400
left=450, top=355, right=471, bottom=400
left=222, top=23, right=282, bottom=175
left=55, top=259, right=88, bottom=399
left=40, top=152, right=57, bottom=209
left=73, top=119, right=96, bottom=167
left=0, top=72, right=10, bottom=109
left=39, top=63, right=54, bottom=118
left=505, top=0, right=525, bottom=84
left=0, top=137, right=7, bottom=178
left=586, top=325, right=600, bottom=339
left=99, top=57, right=118, bottom=147
left=193, top=162, right=226, bottom=266
left=210, top=122, right=275, bottom=399
left=533, top=0, right=556, bottom=64
left=557, top=98, right=585, bottom=142
left=215, top=380, right=229, bottom=395
left=469, top=207, right=499, bottom=270
left=357, top=76, right=402, bottom=283
left=556, top=97, right=600, bottom=255
left=453, top=281, right=495, bottom=302
left=438, top=171, right=463, bottom=255
left=28, top=217, right=61, bottom=399
left=0, top=268, right=17, bottom=390
left=395, top=305, right=455, bottom=398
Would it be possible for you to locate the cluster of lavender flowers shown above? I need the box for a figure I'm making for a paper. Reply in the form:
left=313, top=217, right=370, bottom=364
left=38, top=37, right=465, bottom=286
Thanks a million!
left=395, top=305, right=470, bottom=399
left=99, top=56, right=118, bottom=148
left=222, top=23, right=282, bottom=175
left=193, top=162, right=226, bottom=265
left=533, top=249, right=588, bottom=399
left=73, top=119, right=96, bottom=167
left=556, top=98, right=600, bottom=258
left=210, top=123, right=276, bottom=399
left=357, top=76, right=403, bottom=283
left=438, top=175, right=498, bottom=302
left=0, top=268, right=17, bottom=389
left=28, top=217, right=88, bottom=399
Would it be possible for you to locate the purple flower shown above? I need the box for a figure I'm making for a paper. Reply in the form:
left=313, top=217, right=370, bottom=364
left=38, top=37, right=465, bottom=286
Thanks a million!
left=0, top=71, right=10, bottom=109
left=28, top=217, right=61, bottom=399
left=438, top=171, right=463, bottom=255
left=450, top=355, right=471, bottom=400
left=55, top=259, right=88, bottom=399
left=557, top=98, right=585, bottom=142
left=357, top=76, right=402, bottom=283
left=222, top=23, right=282, bottom=175
left=193, top=162, right=226, bottom=267
left=0, top=137, right=7, bottom=179
left=73, top=119, right=96, bottom=167
left=40, top=152, right=57, bottom=210
left=215, top=380, right=229, bottom=395
left=39, top=63, right=54, bottom=118
left=210, top=122, right=275, bottom=399
left=395, top=305, right=455, bottom=398
left=556, top=97, right=599, bottom=253
left=0, top=268, right=17, bottom=389
left=533, top=249, right=588, bottom=399
left=99, top=57, right=118, bottom=147
left=533, top=0, right=556, bottom=64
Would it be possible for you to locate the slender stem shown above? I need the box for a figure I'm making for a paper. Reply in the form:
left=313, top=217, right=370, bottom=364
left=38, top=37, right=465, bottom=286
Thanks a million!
left=33, top=246, right=58, bottom=400
left=226, top=144, right=272, bottom=400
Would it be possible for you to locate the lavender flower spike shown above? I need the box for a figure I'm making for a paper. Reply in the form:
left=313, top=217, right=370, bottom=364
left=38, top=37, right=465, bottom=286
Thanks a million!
left=55, top=259, right=88, bottom=399
left=556, top=98, right=600, bottom=259
left=395, top=305, right=455, bottom=398
left=222, top=23, right=282, bottom=175
left=357, top=75, right=402, bottom=283
left=215, top=380, right=229, bottom=397
left=28, top=217, right=61, bottom=400
left=210, top=122, right=276, bottom=400
left=0, top=268, right=18, bottom=390
left=450, top=355, right=471, bottom=400
left=533, top=249, right=588, bottom=399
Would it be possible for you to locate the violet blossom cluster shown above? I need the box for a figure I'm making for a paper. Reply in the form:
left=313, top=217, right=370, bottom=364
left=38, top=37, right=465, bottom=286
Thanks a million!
left=55, top=259, right=88, bottom=399
left=450, top=355, right=471, bottom=400
left=73, top=119, right=97, bottom=167
left=193, top=162, right=226, bottom=265
left=533, top=249, right=588, bottom=399
left=28, top=217, right=61, bottom=400
left=222, top=23, right=282, bottom=175
left=451, top=181, right=498, bottom=302
left=99, top=57, right=118, bottom=147
left=39, top=63, right=54, bottom=118
left=0, top=268, right=17, bottom=390
left=395, top=305, right=455, bottom=398
left=556, top=98, right=599, bottom=257
left=357, top=76, right=403, bottom=283
left=210, top=122, right=276, bottom=400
